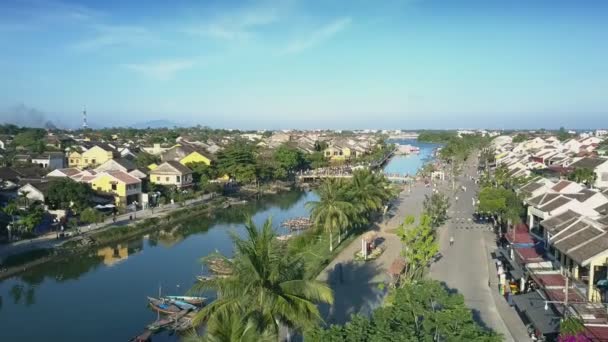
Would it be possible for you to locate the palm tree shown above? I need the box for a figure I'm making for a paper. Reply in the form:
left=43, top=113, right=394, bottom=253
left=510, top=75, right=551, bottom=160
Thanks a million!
left=306, top=179, right=353, bottom=251
left=2, top=201, right=18, bottom=240
left=189, top=218, right=333, bottom=339
left=184, top=309, right=275, bottom=342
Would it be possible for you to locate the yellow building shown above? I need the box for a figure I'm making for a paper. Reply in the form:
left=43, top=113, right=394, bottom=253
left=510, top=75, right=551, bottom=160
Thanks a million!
left=161, top=143, right=212, bottom=166
left=89, top=170, right=141, bottom=205
left=324, top=144, right=352, bottom=161
left=149, top=161, right=193, bottom=188
left=68, top=145, right=115, bottom=169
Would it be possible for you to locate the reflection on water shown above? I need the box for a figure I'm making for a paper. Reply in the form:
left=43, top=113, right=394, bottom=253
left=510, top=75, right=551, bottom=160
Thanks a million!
left=0, top=190, right=314, bottom=342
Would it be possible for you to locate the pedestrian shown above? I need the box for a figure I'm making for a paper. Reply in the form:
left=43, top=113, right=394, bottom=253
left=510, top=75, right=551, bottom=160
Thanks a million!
left=449, top=236, right=454, bottom=246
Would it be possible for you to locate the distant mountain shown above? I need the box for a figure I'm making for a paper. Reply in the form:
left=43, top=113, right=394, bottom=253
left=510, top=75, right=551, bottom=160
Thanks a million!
left=129, top=120, right=185, bottom=129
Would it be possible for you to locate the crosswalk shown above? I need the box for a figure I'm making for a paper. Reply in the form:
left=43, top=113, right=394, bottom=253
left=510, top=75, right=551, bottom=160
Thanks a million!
left=450, top=217, right=493, bottom=230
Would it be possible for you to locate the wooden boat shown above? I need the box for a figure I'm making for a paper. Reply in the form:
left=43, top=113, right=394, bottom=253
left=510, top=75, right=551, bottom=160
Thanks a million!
left=164, top=295, right=206, bottom=306
left=204, top=256, right=233, bottom=275
left=147, top=296, right=182, bottom=314
left=146, top=317, right=174, bottom=332
left=166, top=298, right=198, bottom=311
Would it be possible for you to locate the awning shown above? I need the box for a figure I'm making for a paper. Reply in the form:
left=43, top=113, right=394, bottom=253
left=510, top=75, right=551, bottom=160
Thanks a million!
left=512, top=291, right=561, bottom=335
left=497, top=247, right=525, bottom=279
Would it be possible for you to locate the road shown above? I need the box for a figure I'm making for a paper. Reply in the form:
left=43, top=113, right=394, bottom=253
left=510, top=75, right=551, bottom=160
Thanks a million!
left=429, top=156, right=529, bottom=341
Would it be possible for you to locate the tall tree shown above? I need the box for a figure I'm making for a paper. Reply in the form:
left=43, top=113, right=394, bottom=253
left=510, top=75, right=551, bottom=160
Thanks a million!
left=568, top=167, right=597, bottom=187
left=306, top=179, right=353, bottom=251
left=307, top=280, right=501, bottom=341
left=45, top=178, right=93, bottom=211
left=422, top=192, right=450, bottom=228
left=397, top=215, right=439, bottom=282
left=189, top=218, right=333, bottom=339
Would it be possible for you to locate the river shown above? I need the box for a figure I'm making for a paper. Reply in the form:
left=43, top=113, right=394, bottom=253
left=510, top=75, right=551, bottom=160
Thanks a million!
left=0, top=140, right=436, bottom=342
left=384, top=139, right=440, bottom=176
left=0, top=191, right=315, bottom=342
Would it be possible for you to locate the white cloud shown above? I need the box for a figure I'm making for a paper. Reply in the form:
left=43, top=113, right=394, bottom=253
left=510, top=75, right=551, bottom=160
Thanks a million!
left=182, top=7, right=279, bottom=41
left=124, top=59, right=195, bottom=80
left=71, top=24, right=161, bottom=51
left=282, top=17, right=352, bottom=54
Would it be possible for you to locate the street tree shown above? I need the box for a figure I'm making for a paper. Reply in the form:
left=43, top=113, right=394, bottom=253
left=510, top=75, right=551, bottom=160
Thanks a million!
left=45, top=178, right=93, bottom=211
left=397, top=215, right=439, bottom=282
left=423, top=192, right=450, bottom=228
left=307, top=280, right=501, bottom=341
left=80, top=207, right=104, bottom=224
left=306, top=179, right=353, bottom=251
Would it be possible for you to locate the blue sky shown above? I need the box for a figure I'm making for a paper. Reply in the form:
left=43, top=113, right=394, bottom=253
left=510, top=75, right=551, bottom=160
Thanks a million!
left=0, top=0, right=607, bottom=129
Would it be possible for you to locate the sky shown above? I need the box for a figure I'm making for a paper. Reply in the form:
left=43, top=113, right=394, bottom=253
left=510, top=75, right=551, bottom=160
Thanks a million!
left=0, top=0, right=607, bottom=130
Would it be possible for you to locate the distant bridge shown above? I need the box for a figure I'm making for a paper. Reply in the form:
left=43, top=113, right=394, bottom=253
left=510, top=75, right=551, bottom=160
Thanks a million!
left=388, top=133, right=419, bottom=140
left=296, top=172, right=412, bottom=183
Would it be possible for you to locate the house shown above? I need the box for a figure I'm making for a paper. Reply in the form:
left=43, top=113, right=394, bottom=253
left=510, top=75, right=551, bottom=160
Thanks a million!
left=519, top=178, right=556, bottom=200
left=18, top=181, right=56, bottom=204
left=89, top=171, right=142, bottom=205
left=149, top=161, right=193, bottom=188
left=47, top=168, right=81, bottom=178
left=30, top=152, right=65, bottom=169
left=160, top=143, right=212, bottom=166
left=94, top=158, right=147, bottom=180
left=541, top=212, right=608, bottom=302
left=0, top=167, right=22, bottom=189
left=68, top=144, right=116, bottom=169
left=569, top=157, right=608, bottom=189
left=563, top=138, right=582, bottom=154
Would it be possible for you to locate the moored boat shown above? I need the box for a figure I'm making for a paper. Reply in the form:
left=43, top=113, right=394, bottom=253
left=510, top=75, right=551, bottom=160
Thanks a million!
left=164, top=295, right=206, bottom=306
left=147, top=296, right=182, bottom=314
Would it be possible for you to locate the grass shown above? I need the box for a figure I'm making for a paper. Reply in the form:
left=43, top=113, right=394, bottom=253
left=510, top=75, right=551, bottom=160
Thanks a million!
left=288, top=228, right=363, bottom=279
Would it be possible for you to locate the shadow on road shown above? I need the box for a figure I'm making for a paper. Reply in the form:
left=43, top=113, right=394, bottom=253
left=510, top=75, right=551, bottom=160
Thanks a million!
left=319, top=260, right=386, bottom=326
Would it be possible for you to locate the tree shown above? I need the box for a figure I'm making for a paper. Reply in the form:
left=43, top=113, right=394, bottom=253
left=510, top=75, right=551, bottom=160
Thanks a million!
left=45, top=178, right=93, bottom=211
left=307, top=280, right=501, bottom=341
left=306, top=151, right=328, bottom=169
left=397, top=215, right=439, bottom=282
left=216, top=142, right=258, bottom=184
left=80, top=207, right=104, bottom=224
left=568, top=168, right=597, bottom=187
left=135, top=152, right=160, bottom=169
left=273, top=144, right=305, bottom=179
left=189, top=218, right=333, bottom=339
left=186, top=161, right=218, bottom=185
left=423, top=192, right=450, bottom=228
left=348, top=170, right=387, bottom=221
left=557, top=126, right=572, bottom=142
left=306, top=179, right=353, bottom=251
left=478, top=187, right=525, bottom=224
left=512, top=133, right=528, bottom=143
left=3, top=201, right=19, bottom=240
left=18, top=205, right=44, bottom=234
left=559, top=317, right=586, bottom=341
left=12, top=129, right=45, bottom=151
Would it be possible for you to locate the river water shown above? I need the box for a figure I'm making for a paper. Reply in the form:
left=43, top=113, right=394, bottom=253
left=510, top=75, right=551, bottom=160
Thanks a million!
left=0, top=139, right=436, bottom=342
left=384, top=139, right=440, bottom=176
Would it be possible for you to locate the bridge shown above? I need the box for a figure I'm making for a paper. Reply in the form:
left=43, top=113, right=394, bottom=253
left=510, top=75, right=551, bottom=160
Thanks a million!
left=296, top=172, right=412, bottom=183
left=388, top=132, right=419, bottom=140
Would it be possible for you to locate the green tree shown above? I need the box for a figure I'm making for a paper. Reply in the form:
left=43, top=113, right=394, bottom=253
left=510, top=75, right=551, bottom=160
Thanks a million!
left=216, top=142, right=258, bottom=183
left=186, top=161, right=218, bottom=185
left=512, top=133, right=528, bottom=143
left=80, top=207, right=104, bottom=224
left=12, top=129, right=45, bottom=150
left=348, top=170, right=387, bottom=221
left=135, top=152, right=160, bottom=169
left=307, top=280, right=501, bottom=341
left=306, top=151, right=328, bottom=169
left=185, top=308, right=275, bottom=342
left=306, top=179, right=353, bottom=251
left=556, top=126, right=572, bottom=141
left=45, top=178, right=93, bottom=211
left=422, top=192, right=450, bottom=228
left=397, top=215, right=439, bottom=282
left=18, top=205, right=44, bottom=234
left=189, top=218, right=333, bottom=339
left=273, top=144, right=305, bottom=179
left=568, top=167, right=597, bottom=187
left=478, top=187, right=525, bottom=224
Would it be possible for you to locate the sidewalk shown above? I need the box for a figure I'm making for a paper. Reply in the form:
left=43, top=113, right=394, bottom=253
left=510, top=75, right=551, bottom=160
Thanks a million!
left=0, top=193, right=214, bottom=261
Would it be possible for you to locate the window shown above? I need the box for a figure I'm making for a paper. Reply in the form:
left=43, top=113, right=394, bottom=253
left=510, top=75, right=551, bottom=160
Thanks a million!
left=70, top=159, right=74, bottom=163
left=176, top=175, right=181, bottom=183
left=156, top=176, right=160, bottom=181
left=111, top=184, right=117, bottom=191
left=84, top=159, right=88, bottom=163
left=92, top=159, right=96, bottom=164
left=165, top=177, right=169, bottom=181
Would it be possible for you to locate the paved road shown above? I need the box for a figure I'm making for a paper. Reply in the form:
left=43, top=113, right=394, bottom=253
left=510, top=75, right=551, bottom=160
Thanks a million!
left=430, top=156, right=529, bottom=341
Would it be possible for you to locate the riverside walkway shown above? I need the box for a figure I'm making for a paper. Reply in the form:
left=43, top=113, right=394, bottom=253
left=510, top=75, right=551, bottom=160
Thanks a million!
left=0, top=193, right=214, bottom=263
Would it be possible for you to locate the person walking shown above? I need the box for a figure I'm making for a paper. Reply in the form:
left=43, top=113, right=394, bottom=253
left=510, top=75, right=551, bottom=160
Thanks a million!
left=449, top=236, right=454, bottom=246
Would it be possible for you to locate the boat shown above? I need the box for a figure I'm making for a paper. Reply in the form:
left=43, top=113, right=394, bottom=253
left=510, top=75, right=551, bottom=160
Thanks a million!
left=166, top=298, right=198, bottom=311
left=164, top=295, right=206, bottom=306
left=147, top=296, right=182, bottom=314
left=204, top=256, right=234, bottom=276
left=146, top=317, right=174, bottom=332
